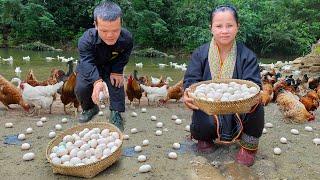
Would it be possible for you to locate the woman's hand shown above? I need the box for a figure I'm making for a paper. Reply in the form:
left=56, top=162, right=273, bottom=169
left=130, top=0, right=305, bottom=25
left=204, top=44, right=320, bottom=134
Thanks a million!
left=183, top=89, right=199, bottom=110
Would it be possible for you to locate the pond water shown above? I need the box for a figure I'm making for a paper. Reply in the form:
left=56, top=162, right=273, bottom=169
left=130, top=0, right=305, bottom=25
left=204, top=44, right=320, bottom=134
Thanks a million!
left=0, top=48, right=276, bottom=84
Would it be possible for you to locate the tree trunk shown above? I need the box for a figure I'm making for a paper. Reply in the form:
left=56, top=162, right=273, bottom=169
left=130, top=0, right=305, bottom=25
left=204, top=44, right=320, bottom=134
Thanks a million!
left=1, top=25, right=11, bottom=48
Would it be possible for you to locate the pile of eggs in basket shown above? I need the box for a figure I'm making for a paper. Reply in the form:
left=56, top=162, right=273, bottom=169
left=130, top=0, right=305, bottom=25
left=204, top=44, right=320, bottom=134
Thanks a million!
left=191, top=82, right=259, bottom=102
left=49, top=127, right=121, bottom=166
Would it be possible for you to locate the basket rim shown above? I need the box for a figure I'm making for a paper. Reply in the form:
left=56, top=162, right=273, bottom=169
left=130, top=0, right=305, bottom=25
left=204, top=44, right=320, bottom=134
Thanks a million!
left=45, top=122, right=123, bottom=169
left=188, top=79, right=261, bottom=104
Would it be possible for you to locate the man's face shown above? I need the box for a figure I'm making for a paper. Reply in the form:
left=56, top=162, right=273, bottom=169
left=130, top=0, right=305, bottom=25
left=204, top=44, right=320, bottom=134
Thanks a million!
left=95, top=17, right=121, bottom=45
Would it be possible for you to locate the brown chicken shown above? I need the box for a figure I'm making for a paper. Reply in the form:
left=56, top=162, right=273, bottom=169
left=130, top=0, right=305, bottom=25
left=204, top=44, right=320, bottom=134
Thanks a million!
left=317, top=85, right=320, bottom=99
left=126, top=74, right=143, bottom=105
left=60, top=72, right=79, bottom=114
left=163, top=80, right=184, bottom=103
left=0, top=75, right=30, bottom=111
left=25, top=69, right=58, bottom=86
left=299, top=90, right=319, bottom=112
left=276, top=89, right=315, bottom=123
left=261, top=82, right=274, bottom=106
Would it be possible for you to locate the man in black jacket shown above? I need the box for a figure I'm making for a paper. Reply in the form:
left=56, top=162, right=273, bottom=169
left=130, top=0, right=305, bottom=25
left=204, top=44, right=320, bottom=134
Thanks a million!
left=75, top=1, right=133, bottom=131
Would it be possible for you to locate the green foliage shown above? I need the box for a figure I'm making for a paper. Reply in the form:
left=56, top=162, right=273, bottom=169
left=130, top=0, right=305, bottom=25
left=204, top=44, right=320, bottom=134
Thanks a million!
left=0, top=0, right=319, bottom=56
left=17, top=41, right=58, bottom=51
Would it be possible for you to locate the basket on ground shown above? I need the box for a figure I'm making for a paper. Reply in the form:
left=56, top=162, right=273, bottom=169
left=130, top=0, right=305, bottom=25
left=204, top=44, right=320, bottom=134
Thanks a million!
left=188, top=79, right=261, bottom=115
left=46, top=122, right=123, bottom=178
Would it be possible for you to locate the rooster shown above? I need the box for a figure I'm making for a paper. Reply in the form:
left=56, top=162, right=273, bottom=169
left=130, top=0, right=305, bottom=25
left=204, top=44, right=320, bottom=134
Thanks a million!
left=276, top=89, right=315, bottom=123
left=261, top=82, right=274, bottom=106
left=20, top=81, right=64, bottom=115
left=163, top=80, right=183, bottom=103
left=140, top=84, right=168, bottom=105
left=60, top=72, right=79, bottom=114
left=299, top=90, right=319, bottom=112
left=126, top=74, right=143, bottom=105
left=0, top=75, right=30, bottom=111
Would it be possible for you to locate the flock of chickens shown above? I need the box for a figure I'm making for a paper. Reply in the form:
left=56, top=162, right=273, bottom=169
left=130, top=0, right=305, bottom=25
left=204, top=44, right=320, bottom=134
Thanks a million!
left=260, top=69, right=319, bottom=123
left=0, top=58, right=319, bottom=124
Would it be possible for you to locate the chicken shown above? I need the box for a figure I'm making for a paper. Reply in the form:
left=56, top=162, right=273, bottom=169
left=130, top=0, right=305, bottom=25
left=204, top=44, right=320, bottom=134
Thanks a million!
left=163, top=80, right=183, bottom=103
left=25, top=69, right=58, bottom=86
left=0, top=75, right=30, bottom=111
left=140, top=84, right=168, bottom=105
left=317, top=85, right=320, bottom=99
left=261, top=82, right=274, bottom=106
left=308, top=76, right=319, bottom=90
left=126, top=74, right=142, bottom=105
left=276, top=89, right=315, bottom=123
left=299, top=90, right=319, bottom=112
left=20, top=81, right=64, bottom=115
left=60, top=72, right=79, bottom=114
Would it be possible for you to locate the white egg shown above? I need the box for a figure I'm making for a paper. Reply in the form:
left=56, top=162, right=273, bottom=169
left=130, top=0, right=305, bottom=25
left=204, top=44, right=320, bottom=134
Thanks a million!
left=61, top=155, right=71, bottom=163
left=138, top=155, right=147, bottom=162
left=74, top=140, right=84, bottom=148
left=90, top=156, right=98, bottom=163
left=175, top=119, right=182, bottom=125
left=290, top=129, right=299, bottom=135
left=262, top=128, right=267, bottom=134
left=151, top=116, right=157, bottom=121
left=21, top=143, right=31, bottom=150
left=100, top=104, right=106, bottom=109
left=131, top=112, right=138, bottom=117
left=114, top=139, right=122, bottom=147
left=168, top=152, right=178, bottom=159
left=61, top=118, right=68, bottom=123
left=172, top=143, right=180, bottom=149
left=98, top=111, right=104, bottom=116
left=63, top=135, right=73, bottom=143
left=131, top=128, right=138, bottom=134
left=134, top=146, right=142, bottom=152
left=40, top=117, right=47, bottom=122
left=171, top=115, right=178, bottom=120
left=139, top=164, right=152, bottom=173
left=36, top=121, right=43, bottom=127
left=107, top=142, right=115, bottom=149
left=101, top=128, right=110, bottom=137
left=156, top=122, right=163, bottom=128
left=18, top=134, right=26, bottom=140
left=141, top=108, right=147, bottom=113
left=280, top=137, right=287, bottom=144
left=70, top=148, right=79, bottom=158
left=111, top=132, right=120, bottom=139
left=304, top=126, right=313, bottom=132
left=123, top=134, right=129, bottom=140
left=265, top=123, right=273, bottom=128
left=88, top=139, right=98, bottom=148
left=80, top=144, right=90, bottom=151
left=49, top=132, right=56, bottom=139
left=23, top=152, right=35, bottom=161
left=5, top=122, right=13, bottom=128
left=90, top=133, right=99, bottom=140
left=110, top=146, right=118, bottom=153
left=220, top=96, right=229, bottom=101
left=57, top=147, right=68, bottom=157
left=77, top=150, right=86, bottom=160
left=273, top=147, right=282, bottom=155
left=155, top=130, right=162, bottom=136
left=313, top=138, right=320, bottom=145
left=52, top=157, right=61, bottom=165
left=51, top=146, right=59, bottom=153
left=185, top=125, right=190, bottom=132
left=26, top=128, right=33, bottom=134
left=142, top=140, right=149, bottom=146
left=103, top=148, right=111, bottom=157
left=70, top=157, right=82, bottom=165
left=55, top=124, right=62, bottom=131
left=94, top=149, right=103, bottom=159
left=50, top=153, right=57, bottom=159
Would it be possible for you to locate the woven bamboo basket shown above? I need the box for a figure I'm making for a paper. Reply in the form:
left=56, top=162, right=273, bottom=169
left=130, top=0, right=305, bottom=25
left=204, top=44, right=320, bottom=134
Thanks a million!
left=46, top=122, right=123, bottom=178
left=188, top=79, right=261, bottom=115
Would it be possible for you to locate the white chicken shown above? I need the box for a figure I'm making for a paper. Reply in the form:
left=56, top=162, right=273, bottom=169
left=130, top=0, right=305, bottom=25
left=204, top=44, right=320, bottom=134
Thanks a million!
left=140, top=84, right=168, bottom=105
left=20, top=81, right=63, bottom=115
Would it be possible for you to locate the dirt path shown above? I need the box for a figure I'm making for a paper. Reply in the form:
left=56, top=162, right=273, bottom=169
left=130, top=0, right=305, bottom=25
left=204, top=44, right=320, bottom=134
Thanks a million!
left=0, top=98, right=319, bottom=179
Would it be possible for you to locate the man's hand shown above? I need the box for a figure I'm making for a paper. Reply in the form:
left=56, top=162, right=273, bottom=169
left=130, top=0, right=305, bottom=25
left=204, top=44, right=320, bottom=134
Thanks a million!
left=183, top=89, right=199, bottom=110
left=110, top=73, right=124, bottom=88
left=92, top=80, right=105, bottom=104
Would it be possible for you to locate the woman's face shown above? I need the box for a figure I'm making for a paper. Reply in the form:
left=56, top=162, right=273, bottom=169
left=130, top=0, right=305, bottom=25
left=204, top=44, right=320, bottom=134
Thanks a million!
left=211, top=11, right=239, bottom=47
